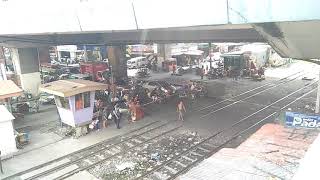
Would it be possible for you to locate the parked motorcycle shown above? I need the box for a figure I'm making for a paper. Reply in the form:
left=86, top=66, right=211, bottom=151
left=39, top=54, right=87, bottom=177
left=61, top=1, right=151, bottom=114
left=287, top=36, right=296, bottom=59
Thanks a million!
left=137, top=68, right=150, bottom=78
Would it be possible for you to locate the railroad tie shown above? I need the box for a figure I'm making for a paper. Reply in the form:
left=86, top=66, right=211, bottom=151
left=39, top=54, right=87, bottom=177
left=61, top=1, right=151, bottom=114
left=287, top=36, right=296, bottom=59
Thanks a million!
left=173, top=160, right=187, bottom=168
left=104, top=149, right=113, bottom=155
left=83, top=159, right=93, bottom=165
left=125, top=142, right=135, bottom=147
left=163, top=165, right=178, bottom=174
left=181, top=156, right=196, bottom=162
left=95, top=154, right=105, bottom=160
left=202, top=143, right=216, bottom=149
left=132, top=138, right=143, bottom=143
left=110, top=147, right=120, bottom=154
left=197, top=146, right=211, bottom=152
left=138, top=135, right=148, bottom=140
left=189, top=151, right=204, bottom=157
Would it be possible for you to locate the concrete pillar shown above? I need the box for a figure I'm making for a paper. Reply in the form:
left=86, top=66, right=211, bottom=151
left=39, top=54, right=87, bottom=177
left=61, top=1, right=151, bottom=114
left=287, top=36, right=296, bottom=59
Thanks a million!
left=0, top=46, right=5, bottom=64
left=0, top=47, right=6, bottom=80
left=11, top=48, right=41, bottom=96
left=157, top=44, right=171, bottom=60
left=38, top=47, right=50, bottom=65
left=107, top=46, right=127, bottom=82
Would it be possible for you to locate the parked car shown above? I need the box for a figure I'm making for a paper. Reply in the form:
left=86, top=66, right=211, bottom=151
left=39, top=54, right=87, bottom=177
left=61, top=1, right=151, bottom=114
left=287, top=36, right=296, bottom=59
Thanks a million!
left=127, top=57, right=149, bottom=69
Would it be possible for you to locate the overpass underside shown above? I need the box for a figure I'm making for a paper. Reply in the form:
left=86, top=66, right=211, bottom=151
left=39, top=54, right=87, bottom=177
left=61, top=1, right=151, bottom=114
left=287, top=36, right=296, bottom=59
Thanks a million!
left=0, top=24, right=264, bottom=46
left=1, top=21, right=320, bottom=60
left=0, top=0, right=320, bottom=59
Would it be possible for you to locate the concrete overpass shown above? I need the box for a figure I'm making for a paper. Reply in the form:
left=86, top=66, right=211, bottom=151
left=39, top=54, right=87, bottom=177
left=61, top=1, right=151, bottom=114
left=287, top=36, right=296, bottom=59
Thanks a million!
left=0, top=24, right=264, bottom=46
left=0, top=0, right=319, bottom=59
left=1, top=0, right=320, bottom=96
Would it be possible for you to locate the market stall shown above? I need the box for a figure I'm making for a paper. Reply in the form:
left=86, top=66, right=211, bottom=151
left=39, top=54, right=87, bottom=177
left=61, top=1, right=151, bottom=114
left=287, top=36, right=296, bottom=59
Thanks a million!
left=39, top=79, right=107, bottom=127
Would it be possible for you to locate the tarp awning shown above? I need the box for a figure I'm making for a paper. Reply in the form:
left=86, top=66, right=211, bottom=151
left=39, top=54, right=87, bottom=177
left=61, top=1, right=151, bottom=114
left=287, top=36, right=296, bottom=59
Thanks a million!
left=172, top=50, right=204, bottom=56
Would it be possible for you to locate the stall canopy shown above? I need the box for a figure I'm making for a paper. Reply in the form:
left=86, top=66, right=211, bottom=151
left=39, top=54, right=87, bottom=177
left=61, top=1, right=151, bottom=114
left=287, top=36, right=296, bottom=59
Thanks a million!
left=171, top=49, right=204, bottom=56
left=39, top=79, right=107, bottom=97
left=0, top=80, right=23, bottom=99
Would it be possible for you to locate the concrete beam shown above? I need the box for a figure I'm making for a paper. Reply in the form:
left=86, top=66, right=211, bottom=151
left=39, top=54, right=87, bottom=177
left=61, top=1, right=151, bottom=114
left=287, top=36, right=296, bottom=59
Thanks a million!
left=253, top=20, right=320, bottom=59
left=0, top=26, right=264, bottom=47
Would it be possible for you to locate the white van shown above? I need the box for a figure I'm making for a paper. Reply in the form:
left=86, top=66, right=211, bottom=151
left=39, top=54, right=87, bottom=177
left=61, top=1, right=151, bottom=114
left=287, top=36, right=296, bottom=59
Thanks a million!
left=127, top=57, right=148, bottom=69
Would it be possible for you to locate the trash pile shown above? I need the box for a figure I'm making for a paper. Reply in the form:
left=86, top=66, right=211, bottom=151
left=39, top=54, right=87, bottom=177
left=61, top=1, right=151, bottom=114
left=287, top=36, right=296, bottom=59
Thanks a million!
left=89, top=131, right=203, bottom=180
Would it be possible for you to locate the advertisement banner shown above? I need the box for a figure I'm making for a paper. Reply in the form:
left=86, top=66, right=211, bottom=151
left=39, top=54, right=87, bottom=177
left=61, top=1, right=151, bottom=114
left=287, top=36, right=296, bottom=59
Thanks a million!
left=286, top=112, right=320, bottom=128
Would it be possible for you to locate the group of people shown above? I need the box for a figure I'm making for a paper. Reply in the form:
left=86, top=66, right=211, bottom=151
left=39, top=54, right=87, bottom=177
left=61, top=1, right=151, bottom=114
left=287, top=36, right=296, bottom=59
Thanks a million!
left=92, top=83, right=146, bottom=130
left=178, top=81, right=206, bottom=100
left=91, top=85, right=127, bottom=130
left=149, top=87, right=166, bottom=104
left=93, top=97, right=122, bottom=130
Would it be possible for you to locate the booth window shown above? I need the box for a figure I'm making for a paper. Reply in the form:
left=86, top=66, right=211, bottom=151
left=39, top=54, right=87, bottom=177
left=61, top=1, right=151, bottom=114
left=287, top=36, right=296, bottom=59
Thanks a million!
left=55, top=96, right=70, bottom=109
left=75, top=92, right=91, bottom=110
left=83, top=92, right=90, bottom=108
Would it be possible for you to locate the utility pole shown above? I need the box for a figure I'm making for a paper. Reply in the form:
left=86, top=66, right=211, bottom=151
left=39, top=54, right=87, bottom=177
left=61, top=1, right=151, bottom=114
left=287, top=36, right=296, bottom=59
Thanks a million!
left=0, top=150, right=3, bottom=174
left=316, top=69, right=320, bottom=113
left=83, top=45, right=88, bottom=62
left=226, top=0, right=230, bottom=24
left=209, top=42, right=212, bottom=68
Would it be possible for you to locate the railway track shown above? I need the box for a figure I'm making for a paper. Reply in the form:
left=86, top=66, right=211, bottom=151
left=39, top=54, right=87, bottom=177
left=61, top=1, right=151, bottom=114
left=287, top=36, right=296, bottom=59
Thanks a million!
left=53, top=123, right=183, bottom=180
left=3, top=121, right=177, bottom=180
left=55, top=79, right=316, bottom=180
left=198, top=71, right=307, bottom=118
left=196, top=70, right=304, bottom=112
left=4, top=71, right=313, bottom=180
left=132, top=81, right=317, bottom=180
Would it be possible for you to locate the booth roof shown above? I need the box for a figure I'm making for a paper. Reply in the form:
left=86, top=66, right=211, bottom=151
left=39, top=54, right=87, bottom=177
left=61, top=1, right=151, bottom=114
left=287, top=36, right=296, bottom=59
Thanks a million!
left=0, top=80, right=23, bottom=99
left=39, top=79, right=108, bottom=97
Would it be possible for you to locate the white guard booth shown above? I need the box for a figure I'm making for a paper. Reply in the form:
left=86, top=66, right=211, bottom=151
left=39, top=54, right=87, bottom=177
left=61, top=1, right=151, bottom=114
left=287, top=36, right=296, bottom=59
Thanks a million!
left=39, top=79, right=107, bottom=127
left=0, top=80, right=23, bottom=158
left=0, top=105, right=17, bottom=157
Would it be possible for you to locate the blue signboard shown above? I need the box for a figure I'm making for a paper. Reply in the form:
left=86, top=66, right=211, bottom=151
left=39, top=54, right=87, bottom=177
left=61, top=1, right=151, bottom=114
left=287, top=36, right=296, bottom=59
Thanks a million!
left=286, top=112, right=320, bottom=128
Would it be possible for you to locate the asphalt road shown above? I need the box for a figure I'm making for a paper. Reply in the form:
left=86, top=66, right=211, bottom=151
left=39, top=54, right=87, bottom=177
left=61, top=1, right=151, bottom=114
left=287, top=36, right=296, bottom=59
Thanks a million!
left=143, top=73, right=317, bottom=138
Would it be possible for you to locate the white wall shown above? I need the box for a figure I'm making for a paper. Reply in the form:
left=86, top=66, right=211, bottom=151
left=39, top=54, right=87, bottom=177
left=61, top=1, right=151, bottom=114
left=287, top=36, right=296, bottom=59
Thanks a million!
left=0, top=121, right=16, bottom=157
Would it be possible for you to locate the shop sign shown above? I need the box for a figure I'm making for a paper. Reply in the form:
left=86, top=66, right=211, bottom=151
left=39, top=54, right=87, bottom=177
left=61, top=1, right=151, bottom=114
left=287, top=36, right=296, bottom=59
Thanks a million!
left=286, top=112, right=320, bottom=128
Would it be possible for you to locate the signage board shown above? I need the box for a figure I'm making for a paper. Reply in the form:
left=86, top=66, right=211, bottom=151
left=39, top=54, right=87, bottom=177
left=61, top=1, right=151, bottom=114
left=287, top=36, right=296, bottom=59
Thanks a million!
left=286, top=112, right=320, bottom=128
